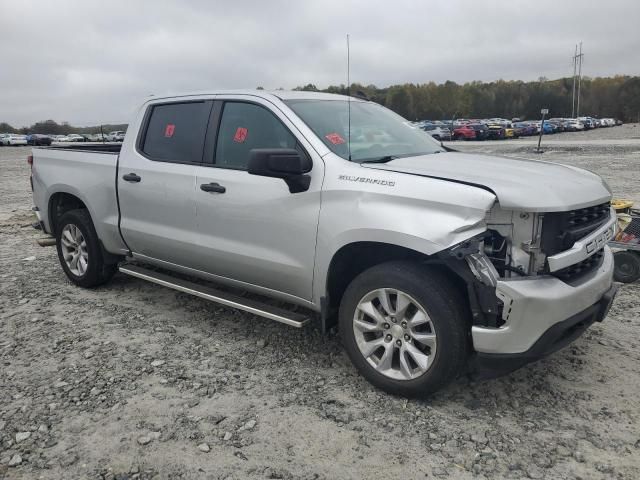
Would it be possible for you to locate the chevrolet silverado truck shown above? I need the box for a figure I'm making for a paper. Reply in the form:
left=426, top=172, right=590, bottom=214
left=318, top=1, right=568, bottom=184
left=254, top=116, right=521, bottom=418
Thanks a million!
left=30, top=91, right=618, bottom=396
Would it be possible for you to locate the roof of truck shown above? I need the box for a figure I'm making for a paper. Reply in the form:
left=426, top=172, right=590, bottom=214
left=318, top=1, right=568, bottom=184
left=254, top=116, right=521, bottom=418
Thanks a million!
left=146, top=90, right=365, bottom=103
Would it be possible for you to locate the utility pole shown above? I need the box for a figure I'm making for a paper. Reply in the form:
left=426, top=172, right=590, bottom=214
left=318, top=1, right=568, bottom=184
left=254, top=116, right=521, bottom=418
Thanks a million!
left=576, top=42, right=584, bottom=118
left=571, top=44, right=577, bottom=118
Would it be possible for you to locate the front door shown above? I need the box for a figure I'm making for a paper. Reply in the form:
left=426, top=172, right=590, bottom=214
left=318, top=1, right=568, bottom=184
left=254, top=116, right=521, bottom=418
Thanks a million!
left=192, top=98, right=324, bottom=301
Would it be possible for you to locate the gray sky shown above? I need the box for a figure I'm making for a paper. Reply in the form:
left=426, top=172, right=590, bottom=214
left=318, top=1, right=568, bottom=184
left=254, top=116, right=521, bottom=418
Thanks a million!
left=1, top=0, right=639, bottom=126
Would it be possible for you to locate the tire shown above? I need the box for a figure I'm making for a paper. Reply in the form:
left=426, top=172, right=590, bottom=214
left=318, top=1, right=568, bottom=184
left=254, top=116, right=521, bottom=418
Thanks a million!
left=339, top=261, right=469, bottom=397
left=56, top=209, right=117, bottom=288
left=613, top=250, right=640, bottom=283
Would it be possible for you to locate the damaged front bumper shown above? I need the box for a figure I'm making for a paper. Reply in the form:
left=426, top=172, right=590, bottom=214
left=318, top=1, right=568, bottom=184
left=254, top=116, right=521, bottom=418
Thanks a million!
left=471, top=246, right=615, bottom=355
left=470, top=281, right=618, bottom=379
left=468, top=246, right=617, bottom=378
left=441, top=233, right=617, bottom=379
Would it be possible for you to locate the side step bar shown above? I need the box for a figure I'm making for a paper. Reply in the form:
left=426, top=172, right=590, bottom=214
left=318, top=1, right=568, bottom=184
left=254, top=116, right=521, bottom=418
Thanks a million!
left=118, top=264, right=310, bottom=328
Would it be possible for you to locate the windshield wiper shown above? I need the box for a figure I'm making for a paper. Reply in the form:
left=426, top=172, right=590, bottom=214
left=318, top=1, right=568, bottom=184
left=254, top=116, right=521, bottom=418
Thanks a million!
left=360, top=155, right=397, bottom=164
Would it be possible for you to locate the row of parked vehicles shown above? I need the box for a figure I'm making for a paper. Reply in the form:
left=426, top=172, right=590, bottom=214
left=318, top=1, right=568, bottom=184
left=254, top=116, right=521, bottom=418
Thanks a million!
left=0, top=131, right=126, bottom=146
left=413, top=116, right=621, bottom=141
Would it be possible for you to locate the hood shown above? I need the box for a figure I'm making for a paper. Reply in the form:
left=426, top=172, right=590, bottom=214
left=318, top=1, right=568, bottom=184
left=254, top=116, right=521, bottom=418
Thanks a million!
left=361, top=152, right=611, bottom=212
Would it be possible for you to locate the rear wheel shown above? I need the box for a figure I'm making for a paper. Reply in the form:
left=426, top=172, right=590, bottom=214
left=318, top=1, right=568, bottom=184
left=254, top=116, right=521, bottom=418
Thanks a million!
left=339, top=261, right=469, bottom=397
left=56, top=209, right=117, bottom=288
left=613, top=251, right=640, bottom=283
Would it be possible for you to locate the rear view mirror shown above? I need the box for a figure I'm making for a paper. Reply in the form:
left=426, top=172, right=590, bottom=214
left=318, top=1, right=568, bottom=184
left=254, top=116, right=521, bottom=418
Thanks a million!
left=248, top=148, right=312, bottom=193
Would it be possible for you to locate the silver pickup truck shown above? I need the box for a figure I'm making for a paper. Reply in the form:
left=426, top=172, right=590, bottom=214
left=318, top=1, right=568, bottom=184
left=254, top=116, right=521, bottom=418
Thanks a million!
left=30, top=91, right=618, bottom=396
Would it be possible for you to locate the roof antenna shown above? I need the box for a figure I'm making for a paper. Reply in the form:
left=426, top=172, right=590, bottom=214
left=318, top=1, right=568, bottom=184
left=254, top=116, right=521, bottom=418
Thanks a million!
left=347, top=33, right=351, bottom=161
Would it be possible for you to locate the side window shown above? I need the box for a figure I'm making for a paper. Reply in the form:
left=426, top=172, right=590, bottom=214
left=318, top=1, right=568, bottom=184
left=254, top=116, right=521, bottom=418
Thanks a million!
left=141, top=101, right=211, bottom=163
left=214, top=102, right=298, bottom=170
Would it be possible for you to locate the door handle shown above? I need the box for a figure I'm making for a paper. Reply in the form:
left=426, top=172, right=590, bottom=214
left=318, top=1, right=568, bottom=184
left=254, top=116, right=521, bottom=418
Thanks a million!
left=200, top=182, right=226, bottom=194
left=122, top=173, right=141, bottom=183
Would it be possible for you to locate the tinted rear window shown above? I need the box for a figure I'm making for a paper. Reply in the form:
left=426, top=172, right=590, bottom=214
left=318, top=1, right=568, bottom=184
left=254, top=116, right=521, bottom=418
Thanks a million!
left=141, top=101, right=211, bottom=163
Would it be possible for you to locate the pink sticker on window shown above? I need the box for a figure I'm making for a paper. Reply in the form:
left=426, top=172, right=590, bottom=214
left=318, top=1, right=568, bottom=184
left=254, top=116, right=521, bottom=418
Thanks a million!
left=164, top=124, right=175, bottom=138
left=233, top=127, right=248, bottom=143
left=325, top=132, right=345, bottom=145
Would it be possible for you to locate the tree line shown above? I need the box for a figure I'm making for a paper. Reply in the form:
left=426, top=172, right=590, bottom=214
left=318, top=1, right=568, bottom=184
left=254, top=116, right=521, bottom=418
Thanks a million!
left=295, top=75, right=640, bottom=122
left=0, top=119, right=127, bottom=135
left=2, top=75, right=638, bottom=132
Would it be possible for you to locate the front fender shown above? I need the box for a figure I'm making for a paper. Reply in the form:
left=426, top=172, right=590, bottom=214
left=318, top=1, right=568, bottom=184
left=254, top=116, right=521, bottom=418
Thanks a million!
left=312, top=162, right=496, bottom=304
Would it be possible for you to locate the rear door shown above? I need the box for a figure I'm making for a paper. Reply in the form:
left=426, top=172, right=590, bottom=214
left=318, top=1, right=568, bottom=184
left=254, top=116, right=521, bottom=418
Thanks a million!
left=192, top=97, right=324, bottom=301
left=118, top=99, right=214, bottom=268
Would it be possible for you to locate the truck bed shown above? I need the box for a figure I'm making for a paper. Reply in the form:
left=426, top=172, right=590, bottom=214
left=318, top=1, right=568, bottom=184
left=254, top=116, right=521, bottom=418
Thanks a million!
left=38, top=143, right=122, bottom=154
left=31, top=144, right=127, bottom=255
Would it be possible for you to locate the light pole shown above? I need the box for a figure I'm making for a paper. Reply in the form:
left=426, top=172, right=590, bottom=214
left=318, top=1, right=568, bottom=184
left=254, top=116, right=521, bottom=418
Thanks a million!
left=576, top=42, right=584, bottom=118
left=571, top=44, right=577, bottom=118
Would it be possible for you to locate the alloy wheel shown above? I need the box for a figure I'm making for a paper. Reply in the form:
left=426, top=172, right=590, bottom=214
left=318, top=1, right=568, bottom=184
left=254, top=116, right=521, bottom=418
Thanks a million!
left=352, top=288, right=437, bottom=380
left=60, top=224, right=89, bottom=276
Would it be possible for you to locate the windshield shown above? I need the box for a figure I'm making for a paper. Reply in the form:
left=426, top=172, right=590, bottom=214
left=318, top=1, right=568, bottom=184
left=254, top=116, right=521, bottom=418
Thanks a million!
left=285, top=99, right=444, bottom=162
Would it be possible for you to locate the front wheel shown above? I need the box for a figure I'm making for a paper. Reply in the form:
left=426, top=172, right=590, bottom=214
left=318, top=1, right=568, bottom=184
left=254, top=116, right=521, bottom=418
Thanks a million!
left=56, top=209, right=117, bottom=288
left=613, top=250, right=640, bottom=283
left=339, top=261, right=469, bottom=397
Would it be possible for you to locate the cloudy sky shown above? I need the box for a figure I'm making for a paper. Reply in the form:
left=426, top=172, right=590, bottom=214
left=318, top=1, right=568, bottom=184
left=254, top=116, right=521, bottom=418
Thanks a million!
left=1, top=0, right=639, bottom=126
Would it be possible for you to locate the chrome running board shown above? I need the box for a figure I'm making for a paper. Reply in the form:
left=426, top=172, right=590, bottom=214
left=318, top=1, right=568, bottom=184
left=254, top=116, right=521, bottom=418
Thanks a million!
left=119, top=264, right=310, bottom=328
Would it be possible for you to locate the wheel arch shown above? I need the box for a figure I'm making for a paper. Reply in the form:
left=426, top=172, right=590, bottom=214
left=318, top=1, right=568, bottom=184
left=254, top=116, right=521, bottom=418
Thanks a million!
left=48, top=191, right=89, bottom=235
left=320, top=241, right=466, bottom=333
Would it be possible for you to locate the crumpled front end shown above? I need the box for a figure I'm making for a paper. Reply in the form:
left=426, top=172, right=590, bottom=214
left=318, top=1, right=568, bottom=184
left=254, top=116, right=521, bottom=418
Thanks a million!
left=440, top=201, right=618, bottom=376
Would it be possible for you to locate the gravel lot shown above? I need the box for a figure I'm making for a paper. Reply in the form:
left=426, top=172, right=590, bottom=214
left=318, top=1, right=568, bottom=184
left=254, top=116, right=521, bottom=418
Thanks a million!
left=1, top=127, right=639, bottom=479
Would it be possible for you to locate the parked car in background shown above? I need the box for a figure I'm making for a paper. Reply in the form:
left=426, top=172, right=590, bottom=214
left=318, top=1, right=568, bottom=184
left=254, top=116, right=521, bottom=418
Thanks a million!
left=578, top=117, right=594, bottom=129
left=503, top=123, right=518, bottom=138
left=513, top=122, right=536, bottom=136
left=453, top=124, right=484, bottom=140
left=90, top=133, right=107, bottom=142
left=559, top=119, right=574, bottom=131
left=66, top=134, right=86, bottom=142
left=1, top=134, right=28, bottom=146
left=421, top=124, right=452, bottom=141
left=547, top=120, right=565, bottom=132
left=565, top=119, right=585, bottom=131
left=27, top=134, right=52, bottom=146
left=535, top=121, right=554, bottom=134
left=107, top=131, right=126, bottom=142
left=487, top=118, right=510, bottom=127
left=486, top=124, right=506, bottom=139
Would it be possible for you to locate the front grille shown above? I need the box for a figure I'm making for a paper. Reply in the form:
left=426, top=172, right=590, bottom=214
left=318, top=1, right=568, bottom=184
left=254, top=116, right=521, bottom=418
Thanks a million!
left=553, top=249, right=604, bottom=281
left=541, top=202, right=611, bottom=256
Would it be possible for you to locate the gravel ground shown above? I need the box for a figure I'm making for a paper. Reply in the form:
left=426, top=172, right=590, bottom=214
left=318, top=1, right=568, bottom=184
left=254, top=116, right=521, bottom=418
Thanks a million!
left=1, top=129, right=639, bottom=479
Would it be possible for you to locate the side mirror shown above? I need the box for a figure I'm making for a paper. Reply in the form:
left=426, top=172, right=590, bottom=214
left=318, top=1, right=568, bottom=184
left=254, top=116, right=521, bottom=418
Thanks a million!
left=248, top=148, right=312, bottom=193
